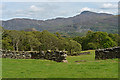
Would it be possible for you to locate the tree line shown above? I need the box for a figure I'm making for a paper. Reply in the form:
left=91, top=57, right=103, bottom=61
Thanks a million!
left=2, top=28, right=120, bottom=55
left=73, top=31, right=120, bottom=50
left=2, top=29, right=81, bottom=55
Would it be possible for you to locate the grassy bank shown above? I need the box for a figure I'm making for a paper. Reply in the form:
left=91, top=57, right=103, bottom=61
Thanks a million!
left=2, top=50, right=118, bottom=78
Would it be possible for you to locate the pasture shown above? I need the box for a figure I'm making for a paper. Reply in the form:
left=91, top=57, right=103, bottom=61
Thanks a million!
left=2, top=50, right=118, bottom=78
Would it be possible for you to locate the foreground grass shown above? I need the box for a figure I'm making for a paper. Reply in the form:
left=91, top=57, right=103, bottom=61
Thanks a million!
left=2, top=50, right=118, bottom=78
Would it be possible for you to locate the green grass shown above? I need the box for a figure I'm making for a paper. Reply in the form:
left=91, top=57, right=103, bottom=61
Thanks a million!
left=2, top=50, right=118, bottom=78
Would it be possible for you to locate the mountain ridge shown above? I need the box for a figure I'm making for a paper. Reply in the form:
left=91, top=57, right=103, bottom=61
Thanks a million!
left=1, top=11, right=118, bottom=34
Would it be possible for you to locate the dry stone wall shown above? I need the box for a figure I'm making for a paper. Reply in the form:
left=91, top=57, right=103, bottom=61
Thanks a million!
left=95, top=47, right=120, bottom=60
left=1, top=50, right=67, bottom=62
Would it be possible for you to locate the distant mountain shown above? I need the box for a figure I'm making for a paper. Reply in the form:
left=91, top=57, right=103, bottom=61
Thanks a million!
left=2, top=11, right=118, bottom=34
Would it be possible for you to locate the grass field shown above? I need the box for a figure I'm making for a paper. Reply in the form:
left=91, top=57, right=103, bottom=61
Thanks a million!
left=2, top=50, right=118, bottom=78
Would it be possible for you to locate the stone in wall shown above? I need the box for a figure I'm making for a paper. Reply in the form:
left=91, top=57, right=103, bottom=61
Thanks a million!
left=95, top=47, right=120, bottom=60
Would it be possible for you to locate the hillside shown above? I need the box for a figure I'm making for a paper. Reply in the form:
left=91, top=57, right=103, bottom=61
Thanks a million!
left=2, top=11, right=118, bottom=35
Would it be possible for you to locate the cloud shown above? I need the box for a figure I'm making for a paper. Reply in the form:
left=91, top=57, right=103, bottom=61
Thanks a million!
left=10, top=4, right=60, bottom=20
left=80, top=7, right=92, bottom=12
left=2, top=3, right=118, bottom=20
left=80, top=7, right=117, bottom=15
left=30, top=5, right=44, bottom=12
left=101, top=3, right=118, bottom=9
left=98, top=10, right=113, bottom=14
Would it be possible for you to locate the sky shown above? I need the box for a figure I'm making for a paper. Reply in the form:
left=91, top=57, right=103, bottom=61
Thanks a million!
left=1, top=2, right=119, bottom=20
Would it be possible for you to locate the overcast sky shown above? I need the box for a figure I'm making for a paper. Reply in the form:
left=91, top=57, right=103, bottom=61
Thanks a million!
left=1, top=2, right=118, bottom=20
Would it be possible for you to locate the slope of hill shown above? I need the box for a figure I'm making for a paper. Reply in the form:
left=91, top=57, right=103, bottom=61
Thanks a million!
left=2, top=11, right=118, bottom=35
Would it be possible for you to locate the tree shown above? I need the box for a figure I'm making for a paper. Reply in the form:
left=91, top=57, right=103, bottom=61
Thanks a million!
left=67, top=39, right=82, bottom=55
left=6, top=30, right=22, bottom=51
left=25, top=32, right=41, bottom=51
left=2, top=36, right=13, bottom=50
left=87, top=42, right=97, bottom=49
left=73, top=31, right=118, bottom=50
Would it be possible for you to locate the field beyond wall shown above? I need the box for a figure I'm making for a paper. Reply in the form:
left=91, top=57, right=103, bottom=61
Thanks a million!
left=2, top=50, right=118, bottom=78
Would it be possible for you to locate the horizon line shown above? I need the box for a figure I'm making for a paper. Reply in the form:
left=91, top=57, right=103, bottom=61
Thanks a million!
left=1, top=11, right=116, bottom=21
